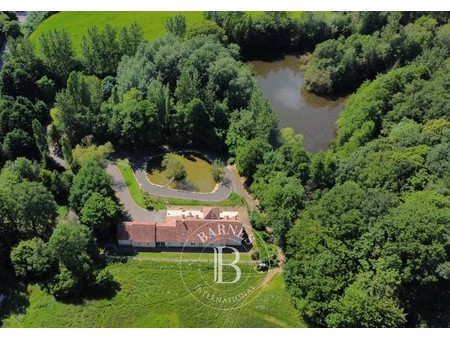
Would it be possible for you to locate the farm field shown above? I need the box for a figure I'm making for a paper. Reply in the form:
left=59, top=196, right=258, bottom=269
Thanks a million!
left=2, top=260, right=302, bottom=328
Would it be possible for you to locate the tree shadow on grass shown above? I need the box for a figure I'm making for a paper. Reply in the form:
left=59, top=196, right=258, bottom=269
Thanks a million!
left=53, top=275, right=122, bottom=306
left=85, top=277, right=121, bottom=302
left=0, top=272, right=30, bottom=327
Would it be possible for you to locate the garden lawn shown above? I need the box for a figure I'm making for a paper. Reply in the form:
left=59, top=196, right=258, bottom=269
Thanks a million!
left=2, top=260, right=303, bottom=328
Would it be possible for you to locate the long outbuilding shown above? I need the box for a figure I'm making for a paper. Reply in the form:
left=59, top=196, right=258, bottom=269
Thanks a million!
left=117, top=207, right=250, bottom=248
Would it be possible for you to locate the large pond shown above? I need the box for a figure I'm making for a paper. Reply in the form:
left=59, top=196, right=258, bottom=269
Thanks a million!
left=251, top=55, right=345, bottom=152
left=147, top=152, right=216, bottom=193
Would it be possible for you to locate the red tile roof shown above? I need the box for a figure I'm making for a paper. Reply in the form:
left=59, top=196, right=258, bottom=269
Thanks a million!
left=155, top=225, right=180, bottom=243
left=118, top=222, right=156, bottom=242
left=203, top=207, right=220, bottom=220
left=118, top=218, right=247, bottom=246
left=180, top=220, right=244, bottom=244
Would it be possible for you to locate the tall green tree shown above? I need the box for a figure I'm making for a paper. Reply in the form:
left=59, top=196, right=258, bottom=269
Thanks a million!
left=47, top=222, right=100, bottom=299
left=61, top=134, right=73, bottom=166
left=172, top=98, right=210, bottom=145
left=80, top=192, right=122, bottom=242
left=226, top=88, right=278, bottom=157
left=69, top=160, right=115, bottom=213
left=1, top=128, right=38, bottom=160
left=11, top=181, right=58, bottom=241
left=39, top=29, right=77, bottom=83
left=166, top=14, right=187, bottom=37
left=210, top=159, right=225, bottom=183
left=81, top=25, right=120, bottom=77
left=0, top=38, right=44, bottom=99
left=236, top=138, right=272, bottom=180
left=161, top=153, right=187, bottom=182
left=118, top=22, right=143, bottom=56
left=10, top=237, right=55, bottom=282
left=109, top=97, right=163, bottom=149
left=54, top=71, right=103, bottom=144
left=32, top=119, right=49, bottom=165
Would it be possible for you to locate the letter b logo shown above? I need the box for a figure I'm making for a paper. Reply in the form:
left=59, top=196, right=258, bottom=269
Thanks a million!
left=213, top=246, right=241, bottom=284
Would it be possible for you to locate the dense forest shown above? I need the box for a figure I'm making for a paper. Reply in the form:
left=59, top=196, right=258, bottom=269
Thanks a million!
left=208, top=11, right=450, bottom=327
left=0, top=11, right=449, bottom=328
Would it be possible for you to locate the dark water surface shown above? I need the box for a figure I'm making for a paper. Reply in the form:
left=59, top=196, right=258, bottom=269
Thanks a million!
left=251, top=55, right=345, bottom=152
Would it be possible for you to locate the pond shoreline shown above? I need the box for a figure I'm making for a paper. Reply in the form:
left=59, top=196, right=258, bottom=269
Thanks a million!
left=250, top=54, right=346, bottom=153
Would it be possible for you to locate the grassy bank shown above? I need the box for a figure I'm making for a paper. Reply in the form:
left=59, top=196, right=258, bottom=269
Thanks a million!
left=115, top=159, right=245, bottom=210
left=2, top=260, right=302, bottom=328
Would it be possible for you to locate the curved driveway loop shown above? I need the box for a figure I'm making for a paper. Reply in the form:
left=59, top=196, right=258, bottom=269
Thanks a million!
left=128, top=153, right=235, bottom=203
left=106, top=164, right=166, bottom=222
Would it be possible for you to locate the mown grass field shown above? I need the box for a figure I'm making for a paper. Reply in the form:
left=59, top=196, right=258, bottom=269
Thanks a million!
left=28, top=11, right=307, bottom=55
left=122, top=251, right=253, bottom=261
left=2, top=260, right=303, bottom=328
left=29, top=12, right=204, bottom=55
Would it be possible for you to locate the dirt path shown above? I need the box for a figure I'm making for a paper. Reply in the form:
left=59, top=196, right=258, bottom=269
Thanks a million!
left=228, top=164, right=258, bottom=209
left=260, top=267, right=282, bottom=288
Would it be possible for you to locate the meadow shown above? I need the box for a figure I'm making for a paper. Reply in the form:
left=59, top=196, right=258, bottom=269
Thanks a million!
left=29, top=12, right=204, bottom=54
left=2, top=260, right=303, bottom=328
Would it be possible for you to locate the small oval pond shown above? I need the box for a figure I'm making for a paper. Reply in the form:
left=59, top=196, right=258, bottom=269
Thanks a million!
left=146, top=152, right=216, bottom=193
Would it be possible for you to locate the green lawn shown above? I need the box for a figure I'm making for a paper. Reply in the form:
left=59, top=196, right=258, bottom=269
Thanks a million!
left=2, top=260, right=303, bottom=328
left=116, top=159, right=147, bottom=208
left=109, top=248, right=253, bottom=261
left=134, top=251, right=252, bottom=261
left=29, top=11, right=204, bottom=55
left=115, top=159, right=245, bottom=210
